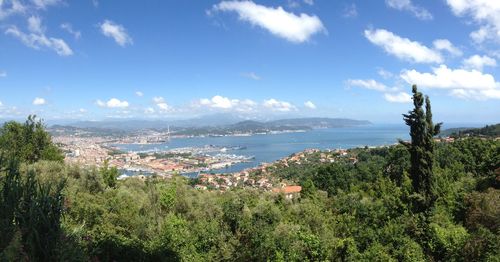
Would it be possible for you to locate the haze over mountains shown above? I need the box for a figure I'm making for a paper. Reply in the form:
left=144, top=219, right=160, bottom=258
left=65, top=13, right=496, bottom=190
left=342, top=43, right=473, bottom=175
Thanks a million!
left=49, top=114, right=371, bottom=133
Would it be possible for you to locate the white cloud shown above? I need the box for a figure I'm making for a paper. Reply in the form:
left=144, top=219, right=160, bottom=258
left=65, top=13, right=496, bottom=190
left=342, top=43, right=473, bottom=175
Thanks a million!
left=5, top=16, right=73, bottom=56
left=401, top=64, right=500, bottom=100
left=201, top=95, right=236, bottom=109
left=303, top=0, right=313, bottom=6
left=241, top=72, right=261, bottom=80
left=31, top=0, right=61, bottom=9
left=212, top=1, right=325, bottom=43
left=0, top=101, right=3, bottom=106
left=0, top=0, right=27, bottom=20
left=449, top=89, right=500, bottom=100
left=342, top=3, right=358, bottom=18
left=263, top=98, right=296, bottom=112
left=60, top=23, right=81, bottom=40
left=0, top=70, right=6, bottom=77
left=384, top=92, right=412, bottom=103
left=304, top=101, right=316, bottom=109
left=196, top=95, right=257, bottom=112
left=377, top=68, right=393, bottom=79
left=152, top=96, right=165, bottom=104
left=144, top=107, right=155, bottom=114
left=433, top=39, right=462, bottom=56
left=96, top=98, right=129, bottom=108
left=401, top=64, right=499, bottom=90
left=445, top=0, right=500, bottom=44
left=462, top=55, right=497, bottom=71
left=385, top=0, right=433, bottom=20
left=79, top=108, right=87, bottom=113
left=135, top=91, right=144, bottom=97
left=152, top=97, right=171, bottom=112
left=32, top=97, right=46, bottom=105
left=347, top=79, right=387, bottom=92
left=157, top=102, right=170, bottom=111
left=99, top=20, right=133, bottom=46
left=27, top=15, right=43, bottom=33
left=364, top=28, right=442, bottom=63
left=347, top=78, right=408, bottom=102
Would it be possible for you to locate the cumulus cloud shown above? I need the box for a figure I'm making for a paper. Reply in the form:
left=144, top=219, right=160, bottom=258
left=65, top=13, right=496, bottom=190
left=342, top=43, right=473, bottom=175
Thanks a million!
left=401, top=65, right=499, bottom=90
left=384, top=92, right=412, bottom=103
left=364, top=28, right=442, bottom=64
left=462, top=55, right=497, bottom=71
left=445, top=0, right=500, bottom=44
left=153, top=97, right=171, bottom=112
left=32, top=97, right=46, bottom=105
left=263, top=98, right=296, bottom=112
left=196, top=95, right=258, bottom=112
left=152, top=96, right=164, bottom=104
left=433, top=39, right=462, bottom=56
left=401, top=64, right=500, bottom=100
left=304, top=101, right=316, bottom=109
left=157, top=103, right=170, bottom=111
left=199, top=95, right=237, bottom=109
left=449, top=89, right=500, bottom=100
left=135, top=91, right=144, bottom=97
left=212, top=1, right=325, bottom=43
left=347, top=78, right=409, bottom=103
left=385, top=0, right=433, bottom=20
left=96, top=98, right=129, bottom=108
left=99, top=20, right=133, bottom=46
left=5, top=16, right=73, bottom=56
left=60, top=23, right=81, bottom=40
left=347, top=79, right=388, bottom=92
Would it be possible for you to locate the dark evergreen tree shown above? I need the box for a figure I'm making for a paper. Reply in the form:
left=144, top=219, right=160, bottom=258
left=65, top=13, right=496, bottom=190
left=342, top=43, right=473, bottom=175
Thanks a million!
left=401, top=85, right=441, bottom=211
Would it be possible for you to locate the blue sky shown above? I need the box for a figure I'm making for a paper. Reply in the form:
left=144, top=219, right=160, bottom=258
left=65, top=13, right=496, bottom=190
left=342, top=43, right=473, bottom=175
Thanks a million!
left=0, top=0, right=499, bottom=123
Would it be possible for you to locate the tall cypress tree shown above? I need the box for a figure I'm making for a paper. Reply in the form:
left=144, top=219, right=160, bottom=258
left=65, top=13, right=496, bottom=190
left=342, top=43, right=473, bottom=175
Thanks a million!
left=401, top=85, right=441, bottom=211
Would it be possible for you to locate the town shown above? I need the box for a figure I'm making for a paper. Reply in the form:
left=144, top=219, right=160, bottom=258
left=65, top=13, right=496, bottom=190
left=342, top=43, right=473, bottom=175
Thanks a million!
left=53, top=128, right=369, bottom=199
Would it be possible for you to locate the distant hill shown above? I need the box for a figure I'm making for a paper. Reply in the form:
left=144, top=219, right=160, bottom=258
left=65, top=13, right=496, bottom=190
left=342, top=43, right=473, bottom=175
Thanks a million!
left=50, top=117, right=371, bottom=136
left=441, top=123, right=500, bottom=137
left=268, top=118, right=371, bottom=128
left=62, top=114, right=253, bottom=131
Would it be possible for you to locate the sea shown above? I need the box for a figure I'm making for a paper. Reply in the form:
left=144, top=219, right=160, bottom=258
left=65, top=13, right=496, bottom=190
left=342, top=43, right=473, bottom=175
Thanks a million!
left=112, top=123, right=483, bottom=177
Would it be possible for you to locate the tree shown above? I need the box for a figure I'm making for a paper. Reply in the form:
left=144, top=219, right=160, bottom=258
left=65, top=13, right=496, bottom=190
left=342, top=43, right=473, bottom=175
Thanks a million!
left=401, top=85, right=441, bottom=212
left=100, top=160, right=119, bottom=188
left=301, top=178, right=317, bottom=199
left=0, top=115, right=63, bottom=164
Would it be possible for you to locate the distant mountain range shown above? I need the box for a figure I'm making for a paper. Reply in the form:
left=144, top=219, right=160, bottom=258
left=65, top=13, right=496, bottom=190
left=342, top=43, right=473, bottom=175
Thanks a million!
left=441, top=123, right=500, bottom=137
left=49, top=116, right=372, bottom=135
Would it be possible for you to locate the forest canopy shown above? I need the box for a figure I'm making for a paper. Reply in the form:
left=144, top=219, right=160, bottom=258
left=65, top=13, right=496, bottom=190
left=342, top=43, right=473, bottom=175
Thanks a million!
left=0, top=89, right=499, bottom=261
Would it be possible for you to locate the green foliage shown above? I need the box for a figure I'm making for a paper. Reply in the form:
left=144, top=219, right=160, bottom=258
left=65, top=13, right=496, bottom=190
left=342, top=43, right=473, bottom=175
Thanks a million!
left=446, top=123, right=500, bottom=138
left=0, top=158, right=66, bottom=261
left=0, top=115, right=64, bottom=164
left=401, top=85, right=442, bottom=212
left=300, top=178, right=317, bottom=199
left=99, top=159, right=119, bottom=188
left=1, top=114, right=498, bottom=261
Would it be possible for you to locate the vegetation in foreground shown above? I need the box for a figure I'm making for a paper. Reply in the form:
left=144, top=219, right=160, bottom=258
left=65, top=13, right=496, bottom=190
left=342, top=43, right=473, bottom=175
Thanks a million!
left=0, top=86, right=499, bottom=261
